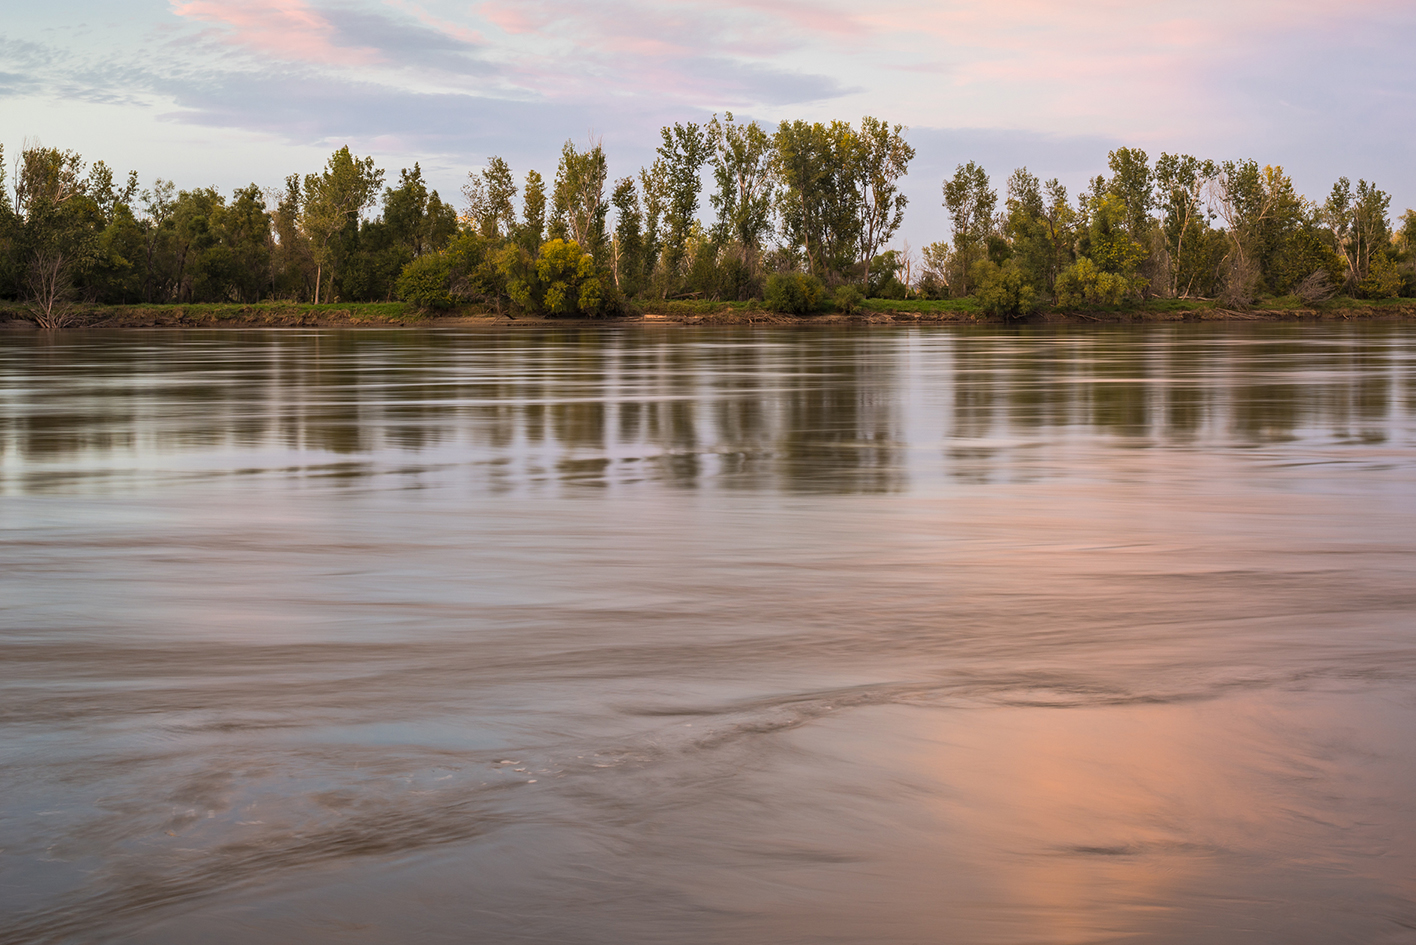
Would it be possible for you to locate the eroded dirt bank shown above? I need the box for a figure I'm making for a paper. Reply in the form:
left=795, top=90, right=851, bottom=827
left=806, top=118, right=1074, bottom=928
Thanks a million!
left=3, top=301, right=1414, bottom=330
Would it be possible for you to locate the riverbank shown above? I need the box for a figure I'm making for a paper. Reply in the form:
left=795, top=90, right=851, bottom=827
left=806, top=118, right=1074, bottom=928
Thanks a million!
left=3, top=297, right=1415, bottom=329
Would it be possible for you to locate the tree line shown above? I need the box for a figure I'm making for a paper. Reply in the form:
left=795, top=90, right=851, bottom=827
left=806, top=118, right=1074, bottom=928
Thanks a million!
left=2, top=121, right=1413, bottom=326
left=930, top=152, right=1416, bottom=316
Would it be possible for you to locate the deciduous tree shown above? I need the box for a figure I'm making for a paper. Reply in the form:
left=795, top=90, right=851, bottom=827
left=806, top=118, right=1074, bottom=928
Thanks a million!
left=942, top=161, right=995, bottom=296
left=853, top=116, right=914, bottom=292
left=706, top=112, right=775, bottom=251
left=301, top=146, right=384, bottom=304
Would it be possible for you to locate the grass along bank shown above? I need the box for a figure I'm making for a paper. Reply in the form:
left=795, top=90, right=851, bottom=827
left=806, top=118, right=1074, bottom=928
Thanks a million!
left=3, top=296, right=1415, bottom=330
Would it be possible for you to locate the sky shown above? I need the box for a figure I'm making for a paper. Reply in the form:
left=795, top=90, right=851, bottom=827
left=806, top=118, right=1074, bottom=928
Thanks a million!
left=3, top=0, right=1414, bottom=247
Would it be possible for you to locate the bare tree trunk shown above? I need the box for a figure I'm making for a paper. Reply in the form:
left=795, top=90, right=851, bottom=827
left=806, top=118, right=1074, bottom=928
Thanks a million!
left=26, top=248, right=77, bottom=329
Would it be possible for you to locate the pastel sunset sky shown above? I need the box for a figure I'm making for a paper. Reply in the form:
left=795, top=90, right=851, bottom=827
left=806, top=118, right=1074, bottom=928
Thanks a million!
left=4, top=0, right=1413, bottom=243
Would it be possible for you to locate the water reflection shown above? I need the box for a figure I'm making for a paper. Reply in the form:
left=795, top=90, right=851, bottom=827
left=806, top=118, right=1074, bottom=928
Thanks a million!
left=2, top=326, right=1414, bottom=496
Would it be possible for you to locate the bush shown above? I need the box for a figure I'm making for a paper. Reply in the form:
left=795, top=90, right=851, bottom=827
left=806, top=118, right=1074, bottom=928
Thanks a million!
left=396, top=252, right=455, bottom=309
left=874, top=277, right=909, bottom=300
left=833, top=284, right=864, bottom=314
left=498, top=238, right=604, bottom=316
left=1358, top=252, right=1402, bottom=300
left=974, top=260, right=1038, bottom=317
left=687, top=242, right=764, bottom=302
left=1216, top=255, right=1260, bottom=309
left=1055, top=257, right=1133, bottom=307
left=1294, top=268, right=1336, bottom=305
left=763, top=272, right=824, bottom=315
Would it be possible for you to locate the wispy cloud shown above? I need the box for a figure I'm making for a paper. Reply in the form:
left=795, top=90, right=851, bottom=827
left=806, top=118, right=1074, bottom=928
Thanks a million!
left=4, top=0, right=1415, bottom=226
left=169, top=0, right=378, bottom=65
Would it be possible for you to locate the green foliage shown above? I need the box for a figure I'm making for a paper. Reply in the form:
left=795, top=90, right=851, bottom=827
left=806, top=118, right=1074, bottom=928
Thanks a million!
left=1271, top=227, right=1345, bottom=296
left=1358, top=250, right=1402, bottom=299
left=386, top=164, right=456, bottom=256
left=520, top=170, right=547, bottom=249
left=763, top=271, right=824, bottom=314
left=397, top=251, right=455, bottom=309
left=707, top=112, right=775, bottom=250
left=494, top=238, right=603, bottom=316
left=833, top=284, right=864, bottom=314
left=611, top=177, right=646, bottom=296
left=773, top=119, right=860, bottom=280
left=10, top=144, right=107, bottom=323
left=1104, top=147, right=1154, bottom=241
left=656, top=123, right=710, bottom=277
left=864, top=251, right=908, bottom=298
left=463, top=157, right=517, bottom=240
left=301, top=146, right=384, bottom=303
left=1155, top=153, right=1217, bottom=297
left=687, top=241, right=763, bottom=302
left=444, top=232, right=503, bottom=302
left=942, top=161, right=995, bottom=296
left=1085, top=194, right=1147, bottom=279
left=1322, top=177, right=1392, bottom=290
left=973, top=260, right=1038, bottom=317
left=552, top=140, right=609, bottom=261
left=637, top=160, right=667, bottom=283
left=394, top=230, right=505, bottom=311
left=917, top=240, right=951, bottom=298
left=854, top=117, right=915, bottom=288
left=1211, top=161, right=1310, bottom=297
left=1003, top=169, right=1075, bottom=298
left=1055, top=257, right=1135, bottom=307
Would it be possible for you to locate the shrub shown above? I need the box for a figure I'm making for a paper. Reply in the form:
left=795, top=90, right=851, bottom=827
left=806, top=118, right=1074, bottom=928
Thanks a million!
left=1358, top=252, right=1402, bottom=300
left=974, top=260, right=1038, bottom=317
left=1055, top=257, right=1132, bottom=307
left=874, top=277, right=909, bottom=300
left=688, top=242, right=764, bottom=302
left=497, top=238, right=604, bottom=316
left=1294, top=268, right=1336, bottom=305
left=396, top=252, right=455, bottom=309
left=1216, top=255, right=1260, bottom=309
left=763, top=272, right=824, bottom=315
left=833, top=284, right=864, bottom=314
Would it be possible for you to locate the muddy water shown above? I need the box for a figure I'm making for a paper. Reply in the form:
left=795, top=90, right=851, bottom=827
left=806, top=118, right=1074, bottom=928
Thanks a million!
left=2, top=325, right=1415, bottom=944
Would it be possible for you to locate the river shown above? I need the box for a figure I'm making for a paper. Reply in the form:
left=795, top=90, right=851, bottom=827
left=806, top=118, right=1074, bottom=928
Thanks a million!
left=2, top=325, right=1415, bottom=944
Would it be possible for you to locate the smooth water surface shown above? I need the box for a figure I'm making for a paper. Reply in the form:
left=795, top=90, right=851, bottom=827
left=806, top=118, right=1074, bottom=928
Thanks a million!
left=3, top=325, right=1415, bottom=944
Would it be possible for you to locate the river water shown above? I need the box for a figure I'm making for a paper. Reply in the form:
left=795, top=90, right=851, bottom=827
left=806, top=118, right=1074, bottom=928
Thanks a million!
left=2, top=325, right=1415, bottom=944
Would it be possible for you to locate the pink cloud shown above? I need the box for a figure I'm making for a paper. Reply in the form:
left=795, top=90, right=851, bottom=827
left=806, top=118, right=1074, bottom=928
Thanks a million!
left=476, top=2, right=553, bottom=36
left=728, top=0, right=869, bottom=38
left=473, top=0, right=852, bottom=59
left=384, top=0, right=485, bottom=46
left=170, top=0, right=382, bottom=65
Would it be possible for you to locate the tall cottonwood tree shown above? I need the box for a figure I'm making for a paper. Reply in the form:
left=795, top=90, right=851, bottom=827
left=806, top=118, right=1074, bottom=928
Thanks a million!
left=1003, top=168, right=1074, bottom=298
left=463, top=157, right=518, bottom=240
left=552, top=139, right=609, bottom=260
left=773, top=119, right=859, bottom=279
left=656, top=123, right=710, bottom=278
left=853, top=116, right=915, bottom=290
left=706, top=112, right=776, bottom=251
left=1212, top=161, right=1315, bottom=299
left=385, top=164, right=456, bottom=259
left=12, top=143, right=100, bottom=325
left=1104, top=148, right=1154, bottom=242
left=638, top=158, right=668, bottom=279
left=301, top=146, right=383, bottom=304
left=520, top=170, right=547, bottom=249
left=611, top=176, right=645, bottom=294
left=1322, top=177, right=1391, bottom=288
left=942, top=161, right=996, bottom=296
left=1154, top=153, right=1218, bottom=297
